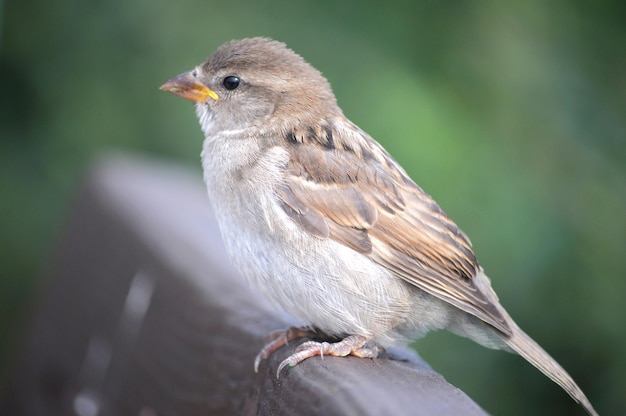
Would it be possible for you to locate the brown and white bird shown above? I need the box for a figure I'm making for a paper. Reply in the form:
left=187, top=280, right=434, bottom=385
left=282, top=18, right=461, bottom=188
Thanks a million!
left=161, top=37, right=597, bottom=415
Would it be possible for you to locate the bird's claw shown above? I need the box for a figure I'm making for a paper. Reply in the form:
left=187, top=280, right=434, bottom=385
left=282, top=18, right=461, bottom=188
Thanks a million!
left=275, top=335, right=377, bottom=378
left=254, top=326, right=322, bottom=373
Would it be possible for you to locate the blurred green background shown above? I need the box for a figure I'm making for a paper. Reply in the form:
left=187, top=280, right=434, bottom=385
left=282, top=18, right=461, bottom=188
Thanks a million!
left=1, top=0, right=624, bottom=414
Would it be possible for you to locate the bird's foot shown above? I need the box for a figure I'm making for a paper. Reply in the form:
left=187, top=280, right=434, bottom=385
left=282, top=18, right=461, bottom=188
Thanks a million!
left=254, top=326, right=326, bottom=373
left=276, top=334, right=378, bottom=378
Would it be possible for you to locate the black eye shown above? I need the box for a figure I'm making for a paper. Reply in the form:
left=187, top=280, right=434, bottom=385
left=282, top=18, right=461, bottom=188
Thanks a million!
left=223, top=75, right=240, bottom=90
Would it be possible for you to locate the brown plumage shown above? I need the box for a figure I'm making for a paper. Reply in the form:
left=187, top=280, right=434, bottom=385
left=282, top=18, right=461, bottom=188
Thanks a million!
left=161, top=37, right=598, bottom=415
left=277, top=118, right=511, bottom=334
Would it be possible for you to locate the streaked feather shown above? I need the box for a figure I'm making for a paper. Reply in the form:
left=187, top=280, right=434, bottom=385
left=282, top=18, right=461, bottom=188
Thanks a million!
left=276, top=118, right=511, bottom=335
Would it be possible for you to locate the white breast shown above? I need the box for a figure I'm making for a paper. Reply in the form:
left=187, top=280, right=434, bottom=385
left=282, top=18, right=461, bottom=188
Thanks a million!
left=199, top=125, right=452, bottom=345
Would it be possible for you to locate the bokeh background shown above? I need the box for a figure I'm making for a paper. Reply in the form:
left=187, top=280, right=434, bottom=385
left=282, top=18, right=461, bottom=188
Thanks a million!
left=1, top=0, right=624, bottom=414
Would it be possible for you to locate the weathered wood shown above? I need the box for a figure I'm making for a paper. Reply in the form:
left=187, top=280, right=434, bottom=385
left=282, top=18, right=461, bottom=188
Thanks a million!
left=3, top=154, right=488, bottom=415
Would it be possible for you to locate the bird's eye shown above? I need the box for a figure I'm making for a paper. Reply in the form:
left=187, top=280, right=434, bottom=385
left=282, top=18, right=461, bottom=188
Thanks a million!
left=223, top=76, right=240, bottom=90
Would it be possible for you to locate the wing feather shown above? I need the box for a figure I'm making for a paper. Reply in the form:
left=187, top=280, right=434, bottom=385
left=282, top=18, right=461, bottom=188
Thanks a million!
left=276, top=118, right=511, bottom=335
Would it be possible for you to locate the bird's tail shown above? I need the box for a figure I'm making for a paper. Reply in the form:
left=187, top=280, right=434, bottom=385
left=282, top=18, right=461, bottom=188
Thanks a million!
left=504, top=318, right=598, bottom=416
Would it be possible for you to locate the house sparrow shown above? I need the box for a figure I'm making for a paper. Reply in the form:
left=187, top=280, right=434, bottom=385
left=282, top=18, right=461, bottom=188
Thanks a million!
left=161, top=37, right=597, bottom=415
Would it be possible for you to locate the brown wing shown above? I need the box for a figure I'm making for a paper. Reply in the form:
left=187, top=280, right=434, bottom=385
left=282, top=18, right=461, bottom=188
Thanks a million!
left=276, top=118, right=511, bottom=335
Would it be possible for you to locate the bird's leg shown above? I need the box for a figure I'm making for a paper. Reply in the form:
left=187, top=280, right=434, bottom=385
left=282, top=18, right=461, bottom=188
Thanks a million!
left=277, top=334, right=378, bottom=378
left=254, top=326, right=326, bottom=372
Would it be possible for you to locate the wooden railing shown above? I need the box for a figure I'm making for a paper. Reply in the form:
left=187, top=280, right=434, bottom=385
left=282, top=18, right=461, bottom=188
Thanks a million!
left=4, top=154, right=488, bottom=415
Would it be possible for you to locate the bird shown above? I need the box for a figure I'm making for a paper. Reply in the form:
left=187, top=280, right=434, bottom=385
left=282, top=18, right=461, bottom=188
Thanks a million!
left=160, top=37, right=597, bottom=415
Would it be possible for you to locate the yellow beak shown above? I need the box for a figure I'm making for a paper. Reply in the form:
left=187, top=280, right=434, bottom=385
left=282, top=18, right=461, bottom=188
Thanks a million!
left=160, top=70, right=219, bottom=102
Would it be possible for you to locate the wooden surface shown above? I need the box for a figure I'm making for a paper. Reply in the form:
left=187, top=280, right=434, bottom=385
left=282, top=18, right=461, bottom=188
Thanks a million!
left=2, top=154, right=488, bottom=415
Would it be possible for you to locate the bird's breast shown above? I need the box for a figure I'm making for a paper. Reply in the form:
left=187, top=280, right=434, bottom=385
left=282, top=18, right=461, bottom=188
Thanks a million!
left=199, top=132, right=435, bottom=343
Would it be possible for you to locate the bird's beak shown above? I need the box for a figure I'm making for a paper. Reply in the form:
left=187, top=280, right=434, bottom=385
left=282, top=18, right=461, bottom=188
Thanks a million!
left=160, top=70, right=219, bottom=102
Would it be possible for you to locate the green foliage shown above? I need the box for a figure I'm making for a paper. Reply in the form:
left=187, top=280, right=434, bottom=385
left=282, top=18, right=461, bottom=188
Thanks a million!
left=1, top=0, right=624, bottom=414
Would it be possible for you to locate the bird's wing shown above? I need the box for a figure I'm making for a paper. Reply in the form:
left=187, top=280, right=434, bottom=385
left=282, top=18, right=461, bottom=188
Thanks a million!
left=276, top=118, right=511, bottom=335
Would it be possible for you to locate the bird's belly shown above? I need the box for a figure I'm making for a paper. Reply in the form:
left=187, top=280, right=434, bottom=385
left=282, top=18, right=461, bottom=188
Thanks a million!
left=213, top=197, right=451, bottom=345
left=202, top=139, right=452, bottom=344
